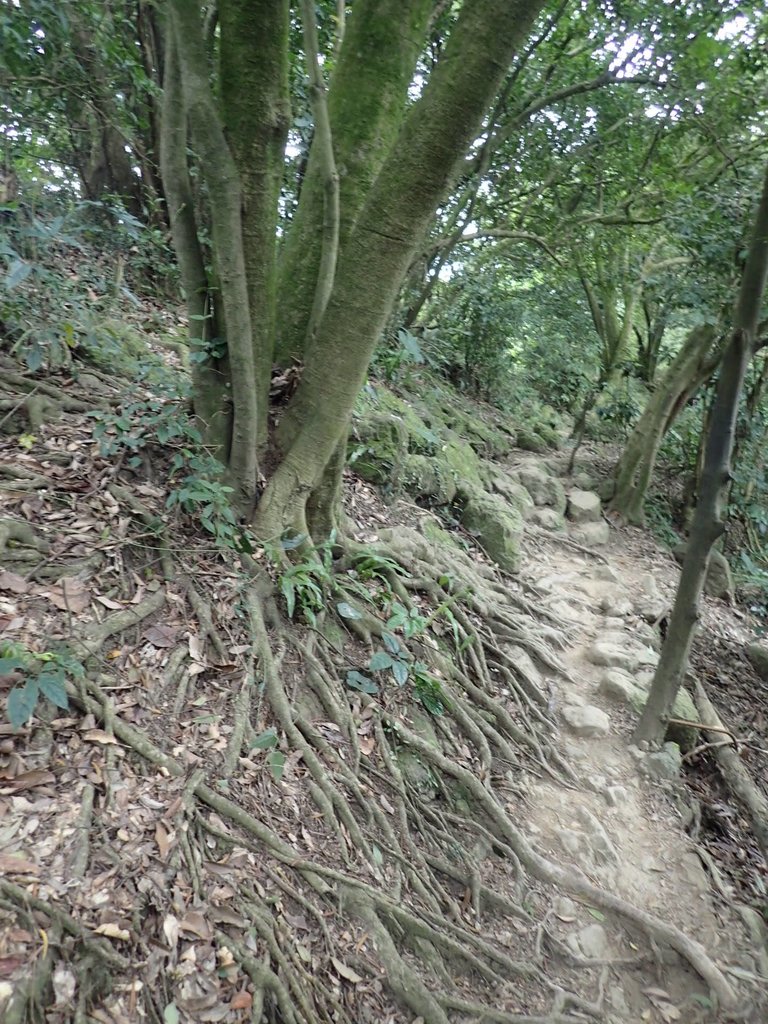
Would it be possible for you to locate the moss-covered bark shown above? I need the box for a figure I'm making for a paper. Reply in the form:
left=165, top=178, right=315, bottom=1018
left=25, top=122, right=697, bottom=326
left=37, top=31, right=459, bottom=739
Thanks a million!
left=158, top=22, right=229, bottom=456
left=219, top=0, right=290, bottom=449
left=254, top=0, right=548, bottom=540
left=609, top=325, right=720, bottom=524
left=169, top=0, right=258, bottom=505
left=635, top=161, right=768, bottom=746
left=275, top=0, right=434, bottom=364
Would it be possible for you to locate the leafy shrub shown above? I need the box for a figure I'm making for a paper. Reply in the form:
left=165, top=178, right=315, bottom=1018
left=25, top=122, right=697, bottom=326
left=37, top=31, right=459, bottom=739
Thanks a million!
left=1, top=643, right=84, bottom=729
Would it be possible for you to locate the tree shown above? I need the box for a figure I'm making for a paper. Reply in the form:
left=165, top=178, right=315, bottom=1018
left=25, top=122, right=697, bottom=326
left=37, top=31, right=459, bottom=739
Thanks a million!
left=163, top=0, right=548, bottom=539
left=635, top=158, right=768, bottom=746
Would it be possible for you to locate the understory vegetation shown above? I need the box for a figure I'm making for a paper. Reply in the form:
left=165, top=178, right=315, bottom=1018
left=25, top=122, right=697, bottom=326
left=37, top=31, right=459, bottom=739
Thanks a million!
left=2, top=2, right=768, bottom=1023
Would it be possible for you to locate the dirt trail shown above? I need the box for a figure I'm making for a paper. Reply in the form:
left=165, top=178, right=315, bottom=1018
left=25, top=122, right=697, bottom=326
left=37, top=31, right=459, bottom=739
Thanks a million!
left=507, top=451, right=766, bottom=1022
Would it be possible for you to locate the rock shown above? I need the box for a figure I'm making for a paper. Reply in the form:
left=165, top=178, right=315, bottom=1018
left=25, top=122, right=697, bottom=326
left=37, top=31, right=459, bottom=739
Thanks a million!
left=597, top=666, right=697, bottom=749
left=604, top=785, right=628, bottom=808
left=633, top=573, right=666, bottom=623
left=517, top=426, right=549, bottom=453
left=562, top=704, right=610, bottom=738
left=641, top=742, right=682, bottom=781
left=575, top=807, right=619, bottom=863
left=673, top=543, right=734, bottom=601
left=572, top=471, right=595, bottom=490
left=598, top=669, right=636, bottom=702
left=461, top=491, right=523, bottom=573
left=515, top=464, right=567, bottom=514
left=595, top=565, right=619, bottom=582
left=609, top=985, right=631, bottom=1017
left=746, top=641, right=768, bottom=682
left=485, top=468, right=535, bottom=517
left=529, top=507, right=565, bottom=531
left=553, top=896, right=578, bottom=920
left=578, top=923, right=608, bottom=959
left=587, top=641, right=635, bottom=671
left=569, top=520, right=610, bottom=547
left=567, top=489, right=602, bottom=523
left=401, top=453, right=457, bottom=505
left=599, top=593, right=633, bottom=617
left=349, top=411, right=408, bottom=484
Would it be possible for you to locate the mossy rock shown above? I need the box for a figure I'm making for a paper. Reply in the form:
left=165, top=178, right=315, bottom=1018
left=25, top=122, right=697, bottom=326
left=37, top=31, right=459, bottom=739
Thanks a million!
left=482, top=464, right=535, bottom=518
left=374, top=388, right=440, bottom=453
left=627, top=683, right=698, bottom=751
left=421, top=519, right=462, bottom=551
left=349, top=411, right=409, bottom=484
left=440, top=435, right=484, bottom=492
left=402, top=453, right=457, bottom=505
left=515, top=464, right=567, bottom=515
left=461, top=490, right=523, bottom=573
left=516, top=426, right=549, bottom=453
left=672, top=543, right=734, bottom=601
left=746, top=642, right=768, bottom=682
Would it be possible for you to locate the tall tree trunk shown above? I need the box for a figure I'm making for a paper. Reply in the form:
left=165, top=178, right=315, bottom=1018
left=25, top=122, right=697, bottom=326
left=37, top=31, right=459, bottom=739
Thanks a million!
left=219, top=0, right=290, bottom=449
left=169, top=0, right=259, bottom=506
left=635, top=161, right=768, bottom=746
left=609, top=325, right=720, bottom=524
left=275, top=0, right=434, bottom=365
left=254, top=0, right=548, bottom=541
left=159, top=20, right=230, bottom=456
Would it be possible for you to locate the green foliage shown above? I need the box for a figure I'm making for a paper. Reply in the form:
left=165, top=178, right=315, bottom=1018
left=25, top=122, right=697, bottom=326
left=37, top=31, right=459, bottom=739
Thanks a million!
left=373, top=329, right=426, bottom=383
left=279, top=560, right=331, bottom=624
left=0, top=202, right=175, bottom=373
left=1, top=642, right=84, bottom=729
left=93, top=399, right=254, bottom=553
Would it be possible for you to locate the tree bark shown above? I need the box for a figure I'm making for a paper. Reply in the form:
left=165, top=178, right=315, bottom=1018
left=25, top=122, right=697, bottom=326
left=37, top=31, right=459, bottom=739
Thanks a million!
left=275, top=0, right=434, bottom=365
left=219, top=0, right=290, bottom=449
left=635, top=161, right=768, bottom=746
left=609, top=325, right=721, bottom=524
left=254, top=0, right=548, bottom=540
left=169, top=0, right=259, bottom=506
left=158, top=20, right=229, bottom=456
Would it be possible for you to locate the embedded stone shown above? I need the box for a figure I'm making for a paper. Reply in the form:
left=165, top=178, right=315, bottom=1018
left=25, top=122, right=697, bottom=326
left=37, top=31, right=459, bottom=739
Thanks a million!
left=529, top=507, right=565, bottom=531
left=569, top=520, right=610, bottom=547
left=641, top=742, right=682, bottom=781
left=598, top=670, right=637, bottom=702
left=578, top=923, right=608, bottom=959
left=746, top=642, right=768, bottom=682
left=562, top=704, right=610, bottom=738
left=461, top=491, right=523, bottom=573
left=567, top=489, right=602, bottom=523
left=516, top=464, right=567, bottom=513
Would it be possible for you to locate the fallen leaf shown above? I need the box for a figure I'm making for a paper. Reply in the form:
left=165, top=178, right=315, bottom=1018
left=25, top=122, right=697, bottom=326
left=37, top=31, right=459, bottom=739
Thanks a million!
left=82, top=730, right=118, bottom=746
left=163, top=914, right=180, bottom=948
left=0, top=769, right=56, bottom=793
left=179, top=911, right=212, bottom=940
left=94, top=595, right=124, bottom=610
left=143, top=624, right=179, bottom=648
left=155, top=822, right=174, bottom=860
left=0, top=854, right=40, bottom=875
left=330, top=957, right=363, bottom=984
left=52, top=964, right=76, bottom=1006
left=0, top=955, right=27, bottom=976
left=230, top=991, right=252, bottom=1010
left=93, top=922, right=130, bottom=941
left=0, top=572, right=28, bottom=595
left=40, top=577, right=90, bottom=613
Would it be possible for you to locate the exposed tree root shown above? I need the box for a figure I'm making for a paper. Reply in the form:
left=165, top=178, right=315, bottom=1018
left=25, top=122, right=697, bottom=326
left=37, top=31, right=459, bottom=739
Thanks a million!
left=694, top=677, right=768, bottom=860
left=45, top=508, right=747, bottom=1023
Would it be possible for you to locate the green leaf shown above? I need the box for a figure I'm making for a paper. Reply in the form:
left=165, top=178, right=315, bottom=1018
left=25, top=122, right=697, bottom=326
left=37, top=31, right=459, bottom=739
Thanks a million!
left=268, top=749, right=286, bottom=782
left=336, top=601, right=362, bottom=620
left=7, top=680, right=39, bottom=729
left=369, top=651, right=395, bottom=672
left=0, top=655, right=28, bottom=675
left=345, top=670, right=379, bottom=695
left=281, top=576, right=296, bottom=618
left=37, top=669, right=69, bottom=709
left=382, top=631, right=401, bottom=654
left=391, top=659, right=409, bottom=686
left=586, top=907, right=605, bottom=921
left=5, top=259, right=32, bottom=289
left=280, top=533, right=306, bottom=551
left=163, top=1003, right=180, bottom=1024
left=250, top=728, right=278, bottom=750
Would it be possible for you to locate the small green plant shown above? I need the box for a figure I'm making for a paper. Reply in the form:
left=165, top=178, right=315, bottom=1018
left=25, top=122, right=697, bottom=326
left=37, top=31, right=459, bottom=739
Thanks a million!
left=1, top=643, right=84, bottom=729
left=166, top=469, right=251, bottom=553
left=278, top=559, right=332, bottom=625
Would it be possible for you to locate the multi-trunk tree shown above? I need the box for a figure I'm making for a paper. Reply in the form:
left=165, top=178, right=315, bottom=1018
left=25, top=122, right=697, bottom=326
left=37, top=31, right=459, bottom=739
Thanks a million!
left=161, top=0, right=548, bottom=543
